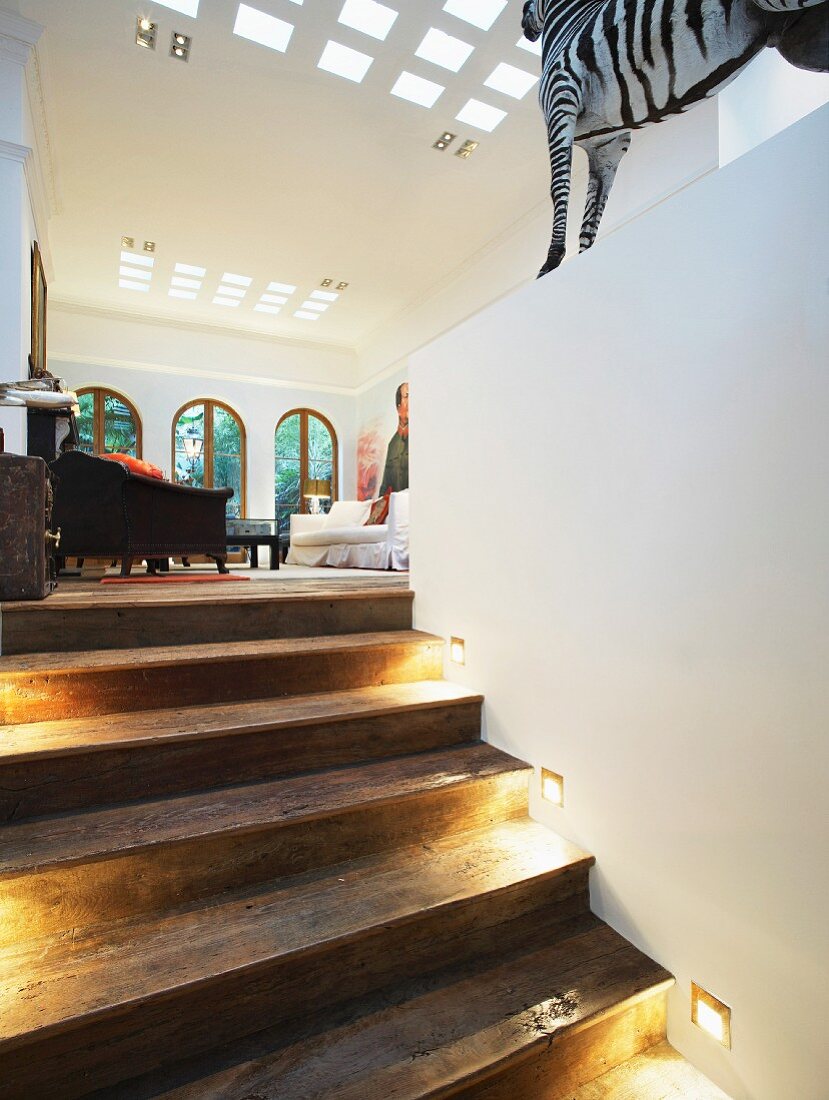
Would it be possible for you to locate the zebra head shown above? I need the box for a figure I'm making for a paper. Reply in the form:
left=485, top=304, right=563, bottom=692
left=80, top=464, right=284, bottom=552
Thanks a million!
left=522, top=0, right=545, bottom=42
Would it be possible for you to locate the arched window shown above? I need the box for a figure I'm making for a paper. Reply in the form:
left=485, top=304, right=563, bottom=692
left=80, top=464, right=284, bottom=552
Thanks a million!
left=76, top=387, right=142, bottom=457
left=172, top=399, right=246, bottom=518
left=274, top=409, right=338, bottom=534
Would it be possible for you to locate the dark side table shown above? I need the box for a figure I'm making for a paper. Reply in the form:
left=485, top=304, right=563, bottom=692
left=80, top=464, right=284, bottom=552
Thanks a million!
left=225, top=519, right=280, bottom=570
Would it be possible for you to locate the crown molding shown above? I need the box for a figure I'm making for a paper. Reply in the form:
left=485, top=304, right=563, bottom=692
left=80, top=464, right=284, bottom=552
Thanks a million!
left=0, top=137, right=29, bottom=164
left=0, top=10, right=42, bottom=65
left=25, top=36, right=62, bottom=217
left=50, top=297, right=358, bottom=357
left=50, top=352, right=359, bottom=397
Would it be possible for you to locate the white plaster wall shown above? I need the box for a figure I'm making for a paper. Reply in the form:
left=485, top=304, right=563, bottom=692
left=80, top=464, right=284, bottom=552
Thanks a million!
left=410, top=107, right=829, bottom=1100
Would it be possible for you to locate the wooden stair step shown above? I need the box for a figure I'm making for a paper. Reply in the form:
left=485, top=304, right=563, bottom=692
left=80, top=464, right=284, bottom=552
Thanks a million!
left=0, top=630, right=444, bottom=724
left=0, top=682, right=483, bottom=821
left=567, top=1039, right=730, bottom=1099
left=0, top=819, right=595, bottom=1099
left=0, top=743, right=530, bottom=940
left=118, top=918, right=673, bottom=1100
left=0, top=586, right=414, bottom=654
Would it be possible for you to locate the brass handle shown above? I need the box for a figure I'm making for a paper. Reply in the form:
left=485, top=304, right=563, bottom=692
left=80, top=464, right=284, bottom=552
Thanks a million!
left=46, top=528, right=61, bottom=548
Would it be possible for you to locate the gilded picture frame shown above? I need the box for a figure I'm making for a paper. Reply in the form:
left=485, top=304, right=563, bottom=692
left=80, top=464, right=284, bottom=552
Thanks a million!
left=30, top=241, right=47, bottom=378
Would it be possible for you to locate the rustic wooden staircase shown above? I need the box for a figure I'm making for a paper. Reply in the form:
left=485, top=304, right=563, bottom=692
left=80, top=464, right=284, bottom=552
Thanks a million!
left=0, top=581, right=681, bottom=1099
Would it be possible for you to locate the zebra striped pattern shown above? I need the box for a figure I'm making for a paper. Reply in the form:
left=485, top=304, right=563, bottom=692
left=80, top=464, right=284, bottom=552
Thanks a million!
left=524, top=0, right=828, bottom=275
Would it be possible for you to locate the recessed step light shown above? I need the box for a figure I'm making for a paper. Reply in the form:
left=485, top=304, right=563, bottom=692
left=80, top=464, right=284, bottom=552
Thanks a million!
left=455, top=98, right=507, bottom=132
left=455, top=139, right=479, bottom=159
left=484, top=62, right=538, bottom=99
left=691, top=984, right=731, bottom=1048
left=318, top=40, right=374, bottom=83
left=449, top=637, right=465, bottom=665
left=234, top=4, right=294, bottom=53
left=136, top=18, right=157, bottom=50
left=339, top=0, right=398, bottom=42
left=391, top=72, right=444, bottom=109
left=443, top=0, right=507, bottom=32
left=415, top=28, right=473, bottom=73
left=541, top=768, right=564, bottom=807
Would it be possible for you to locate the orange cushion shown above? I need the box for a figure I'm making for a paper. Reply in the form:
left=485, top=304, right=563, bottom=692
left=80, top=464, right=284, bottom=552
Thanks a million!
left=365, top=487, right=391, bottom=525
left=100, top=453, right=165, bottom=480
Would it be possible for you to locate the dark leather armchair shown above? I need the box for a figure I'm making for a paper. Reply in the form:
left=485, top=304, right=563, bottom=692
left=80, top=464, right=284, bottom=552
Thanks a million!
left=50, top=450, right=233, bottom=576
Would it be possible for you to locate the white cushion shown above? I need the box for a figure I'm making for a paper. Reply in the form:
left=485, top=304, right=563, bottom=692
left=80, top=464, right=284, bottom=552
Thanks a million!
left=324, top=500, right=371, bottom=527
left=292, top=524, right=388, bottom=547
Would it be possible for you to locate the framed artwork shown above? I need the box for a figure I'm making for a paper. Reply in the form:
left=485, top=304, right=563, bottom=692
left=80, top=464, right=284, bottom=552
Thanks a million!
left=30, top=242, right=47, bottom=378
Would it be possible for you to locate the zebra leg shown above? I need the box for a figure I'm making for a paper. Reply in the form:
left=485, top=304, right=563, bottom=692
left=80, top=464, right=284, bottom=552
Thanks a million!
left=578, top=132, right=632, bottom=253
left=538, top=82, right=581, bottom=278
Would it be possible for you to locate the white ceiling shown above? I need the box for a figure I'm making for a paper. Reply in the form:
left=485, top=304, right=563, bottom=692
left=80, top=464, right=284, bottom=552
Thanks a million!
left=21, top=0, right=551, bottom=349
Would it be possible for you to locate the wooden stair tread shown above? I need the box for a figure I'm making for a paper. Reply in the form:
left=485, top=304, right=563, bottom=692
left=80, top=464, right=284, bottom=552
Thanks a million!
left=0, top=629, right=442, bottom=674
left=568, top=1039, right=730, bottom=1098
left=0, top=819, right=593, bottom=1047
left=0, top=682, right=482, bottom=762
left=127, top=919, right=672, bottom=1100
left=0, top=742, right=526, bottom=877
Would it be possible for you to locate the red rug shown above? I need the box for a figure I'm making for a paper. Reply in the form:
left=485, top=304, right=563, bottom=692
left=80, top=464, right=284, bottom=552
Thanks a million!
left=101, top=574, right=251, bottom=585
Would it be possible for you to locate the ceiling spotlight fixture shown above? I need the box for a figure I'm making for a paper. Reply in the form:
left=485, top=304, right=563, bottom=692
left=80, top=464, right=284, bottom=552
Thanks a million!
left=455, top=139, right=479, bottom=160
left=121, top=235, right=135, bottom=249
left=170, top=32, right=192, bottom=60
left=336, top=281, right=349, bottom=291
left=433, top=131, right=456, bottom=150
left=143, top=241, right=156, bottom=253
left=320, top=278, right=333, bottom=287
left=136, top=17, right=157, bottom=50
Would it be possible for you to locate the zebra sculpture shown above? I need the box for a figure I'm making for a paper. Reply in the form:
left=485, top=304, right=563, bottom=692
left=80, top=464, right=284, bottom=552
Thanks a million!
left=523, top=0, right=829, bottom=276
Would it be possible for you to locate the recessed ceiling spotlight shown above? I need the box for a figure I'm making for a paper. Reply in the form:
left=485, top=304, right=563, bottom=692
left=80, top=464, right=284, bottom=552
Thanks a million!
left=336, top=281, right=349, bottom=291
left=268, top=281, right=297, bottom=294
left=254, top=303, right=281, bottom=314
left=221, top=272, right=253, bottom=286
left=339, top=0, right=398, bottom=42
left=169, top=288, right=197, bottom=300
left=121, top=250, right=154, bottom=268
left=175, top=262, right=206, bottom=276
left=516, top=34, right=542, bottom=57
left=119, top=279, right=151, bottom=292
left=143, top=240, right=156, bottom=253
left=318, top=40, right=374, bottom=84
left=320, top=278, right=334, bottom=287
left=433, top=131, right=456, bottom=150
left=391, top=71, right=444, bottom=109
left=455, top=98, right=507, bottom=132
left=302, top=301, right=329, bottom=312
left=484, top=62, right=538, bottom=99
left=213, top=296, right=241, bottom=307
left=135, top=17, right=157, bottom=50
left=455, top=139, right=479, bottom=159
left=443, top=0, right=507, bottom=32
left=294, top=310, right=321, bottom=320
left=234, top=4, right=294, bottom=54
left=153, top=0, right=200, bottom=16
left=120, top=266, right=152, bottom=281
left=310, top=289, right=338, bottom=302
left=170, top=32, right=192, bottom=60
left=415, top=28, right=474, bottom=73
left=121, top=235, right=135, bottom=249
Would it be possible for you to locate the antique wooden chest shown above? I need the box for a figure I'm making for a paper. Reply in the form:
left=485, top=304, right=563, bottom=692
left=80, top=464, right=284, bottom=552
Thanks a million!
left=0, top=453, right=58, bottom=600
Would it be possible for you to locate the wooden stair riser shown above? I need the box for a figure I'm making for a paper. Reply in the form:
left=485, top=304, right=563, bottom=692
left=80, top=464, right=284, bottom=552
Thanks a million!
left=0, top=640, right=444, bottom=725
left=0, top=700, right=483, bottom=821
left=1, top=771, right=530, bottom=943
left=0, top=869, right=592, bottom=1100
left=0, top=593, right=414, bottom=655
left=456, top=991, right=669, bottom=1100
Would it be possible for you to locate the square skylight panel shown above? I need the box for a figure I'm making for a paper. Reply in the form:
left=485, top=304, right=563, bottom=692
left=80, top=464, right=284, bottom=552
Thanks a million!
left=455, top=98, right=507, bottom=132
left=268, top=282, right=296, bottom=294
left=121, top=250, right=154, bottom=268
left=217, top=285, right=246, bottom=298
left=154, top=0, right=200, bottom=17
left=517, top=35, right=542, bottom=56
left=119, top=266, right=152, bottom=281
left=260, top=293, right=288, bottom=305
left=415, top=28, right=473, bottom=73
left=310, top=289, right=338, bottom=301
left=302, top=301, right=329, bottom=312
left=119, top=279, right=150, bottom=292
left=175, top=262, right=206, bottom=276
left=339, top=0, right=398, bottom=41
left=254, top=303, right=281, bottom=314
left=234, top=5, right=294, bottom=53
left=169, top=288, right=197, bottom=300
left=318, top=40, right=374, bottom=83
left=443, top=0, right=507, bottom=31
left=213, top=296, right=241, bottom=307
left=391, top=71, right=444, bottom=109
left=221, top=272, right=253, bottom=286
left=484, top=62, right=538, bottom=99
left=172, top=276, right=201, bottom=289
left=294, top=311, right=321, bottom=320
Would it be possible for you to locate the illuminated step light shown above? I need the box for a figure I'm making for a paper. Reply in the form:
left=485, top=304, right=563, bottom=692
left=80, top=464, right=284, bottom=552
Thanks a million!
left=294, top=310, right=321, bottom=320
left=302, top=301, right=329, bottom=312
left=691, top=984, right=732, bottom=1049
left=541, top=768, right=564, bottom=807
left=320, top=278, right=333, bottom=287
left=121, top=235, right=135, bottom=249
left=172, top=276, right=201, bottom=289
left=254, top=303, right=281, bottom=314
left=433, top=130, right=456, bottom=150
left=339, top=0, right=398, bottom=42
left=175, top=262, right=206, bottom=276
left=260, top=293, right=287, bottom=305
left=268, top=281, right=296, bottom=294
left=485, top=62, right=538, bottom=99
left=222, top=272, right=252, bottom=286
left=143, top=240, right=156, bottom=253
left=456, top=139, right=479, bottom=160
left=121, top=250, right=154, bottom=268
left=136, top=17, right=157, bottom=50
left=336, top=281, right=349, bottom=291
left=449, top=636, right=465, bottom=665
left=517, top=34, right=542, bottom=56
left=154, top=0, right=200, bottom=16
left=213, top=296, right=241, bottom=307
left=318, top=40, right=374, bottom=84
left=217, top=285, right=246, bottom=298
left=392, top=71, right=444, bottom=109
left=311, top=289, right=338, bottom=302
left=234, top=4, right=294, bottom=53
left=416, top=28, right=473, bottom=73
left=119, top=266, right=152, bottom=281
left=169, top=288, right=197, bottom=300
left=171, top=32, right=192, bottom=61
left=119, top=279, right=150, bottom=292
left=443, top=0, right=507, bottom=32
left=456, top=98, right=507, bottom=132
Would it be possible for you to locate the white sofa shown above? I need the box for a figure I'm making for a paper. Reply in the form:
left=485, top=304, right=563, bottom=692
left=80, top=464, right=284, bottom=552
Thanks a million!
left=285, top=491, right=409, bottom=570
